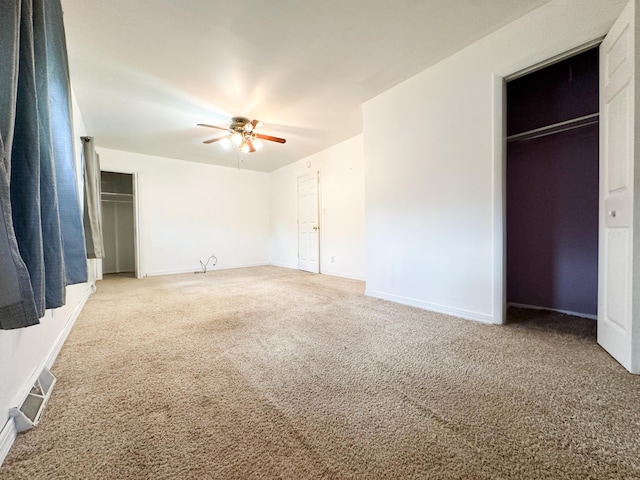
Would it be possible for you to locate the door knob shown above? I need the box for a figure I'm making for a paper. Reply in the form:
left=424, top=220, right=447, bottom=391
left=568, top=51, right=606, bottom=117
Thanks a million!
left=608, top=210, right=617, bottom=218
left=313, top=226, right=319, bottom=231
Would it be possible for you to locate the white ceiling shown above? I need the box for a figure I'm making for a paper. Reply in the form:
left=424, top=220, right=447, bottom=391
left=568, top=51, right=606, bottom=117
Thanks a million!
left=61, top=0, right=552, bottom=172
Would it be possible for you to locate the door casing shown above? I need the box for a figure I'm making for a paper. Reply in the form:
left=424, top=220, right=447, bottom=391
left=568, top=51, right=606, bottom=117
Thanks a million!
left=99, top=170, right=142, bottom=279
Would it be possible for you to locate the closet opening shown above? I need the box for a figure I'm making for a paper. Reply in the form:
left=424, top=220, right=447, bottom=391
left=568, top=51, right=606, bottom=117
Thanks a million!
left=101, top=171, right=138, bottom=278
left=505, top=46, right=599, bottom=332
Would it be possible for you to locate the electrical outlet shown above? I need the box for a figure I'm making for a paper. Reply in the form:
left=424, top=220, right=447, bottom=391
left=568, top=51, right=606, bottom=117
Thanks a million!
left=331, top=256, right=335, bottom=263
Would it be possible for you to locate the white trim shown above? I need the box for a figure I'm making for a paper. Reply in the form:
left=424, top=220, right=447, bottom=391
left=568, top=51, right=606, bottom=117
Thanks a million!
left=365, top=288, right=496, bottom=324
left=317, top=170, right=322, bottom=275
left=508, top=302, right=597, bottom=320
left=45, top=285, right=93, bottom=369
left=492, top=73, right=506, bottom=325
left=100, top=168, right=143, bottom=278
left=131, top=172, right=143, bottom=279
left=269, top=261, right=299, bottom=271
left=146, top=263, right=270, bottom=277
left=10, top=284, right=93, bottom=410
left=322, top=271, right=366, bottom=282
left=253, top=263, right=365, bottom=281
left=492, top=39, right=605, bottom=327
left=0, top=283, right=93, bottom=468
left=504, top=37, right=604, bottom=82
left=0, top=418, right=17, bottom=467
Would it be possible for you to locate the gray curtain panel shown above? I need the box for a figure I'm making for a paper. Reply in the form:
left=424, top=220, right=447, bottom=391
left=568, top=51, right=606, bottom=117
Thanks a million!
left=0, top=0, right=87, bottom=329
left=0, top=1, right=40, bottom=329
left=82, top=137, right=105, bottom=259
left=8, top=0, right=48, bottom=318
left=0, top=135, right=40, bottom=329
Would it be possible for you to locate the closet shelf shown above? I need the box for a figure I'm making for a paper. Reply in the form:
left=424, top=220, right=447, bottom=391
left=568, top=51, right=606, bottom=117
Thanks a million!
left=507, top=113, right=599, bottom=144
left=101, top=192, right=133, bottom=203
left=101, top=192, right=132, bottom=197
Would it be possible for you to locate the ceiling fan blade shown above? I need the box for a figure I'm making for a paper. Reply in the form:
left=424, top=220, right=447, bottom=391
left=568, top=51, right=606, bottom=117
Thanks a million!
left=247, top=139, right=256, bottom=153
left=197, top=123, right=229, bottom=132
left=203, top=136, right=226, bottom=144
left=255, top=133, right=286, bottom=144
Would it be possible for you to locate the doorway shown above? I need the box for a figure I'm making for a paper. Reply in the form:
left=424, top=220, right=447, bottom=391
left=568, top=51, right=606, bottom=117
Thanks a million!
left=494, top=0, right=638, bottom=373
left=505, top=47, right=600, bottom=323
left=101, top=171, right=137, bottom=276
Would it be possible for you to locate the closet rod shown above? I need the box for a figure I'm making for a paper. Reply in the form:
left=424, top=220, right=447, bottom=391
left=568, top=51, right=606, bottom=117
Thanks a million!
left=101, top=199, right=133, bottom=204
left=506, top=113, right=599, bottom=143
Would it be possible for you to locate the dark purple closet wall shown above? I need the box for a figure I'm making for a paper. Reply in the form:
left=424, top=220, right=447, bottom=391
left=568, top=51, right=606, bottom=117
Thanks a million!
left=507, top=49, right=599, bottom=135
left=506, top=48, right=599, bottom=316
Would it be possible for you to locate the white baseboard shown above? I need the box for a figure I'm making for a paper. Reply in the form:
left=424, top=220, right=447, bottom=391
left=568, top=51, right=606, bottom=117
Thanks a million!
left=147, top=263, right=270, bottom=277
left=269, top=263, right=365, bottom=281
left=507, top=302, right=597, bottom=320
left=365, top=288, right=496, bottom=324
left=0, top=418, right=17, bottom=468
left=45, top=284, right=94, bottom=369
left=321, top=271, right=365, bottom=281
left=0, top=282, right=94, bottom=468
left=269, top=262, right=298, bottom=271
left=11, top=284, right=93, bottom=411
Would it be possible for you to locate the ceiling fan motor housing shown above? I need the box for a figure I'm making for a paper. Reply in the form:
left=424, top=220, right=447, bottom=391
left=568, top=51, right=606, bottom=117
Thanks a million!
left=230, top=117, right=251, bottom=133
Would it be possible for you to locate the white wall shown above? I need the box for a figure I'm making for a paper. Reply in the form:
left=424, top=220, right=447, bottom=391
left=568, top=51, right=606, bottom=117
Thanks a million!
left=270, top=135, right=365, bottom=280
left=363, top=0, right=628, bottom=323
left=0, top=284, right=92, bottom=425
left=0, top=90, right=96, bottom=462
left=99, top=149, right=270, bottom=276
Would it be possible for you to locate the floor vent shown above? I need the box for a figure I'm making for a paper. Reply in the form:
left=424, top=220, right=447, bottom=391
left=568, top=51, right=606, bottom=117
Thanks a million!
left=10, top=368, right=56, bottom=433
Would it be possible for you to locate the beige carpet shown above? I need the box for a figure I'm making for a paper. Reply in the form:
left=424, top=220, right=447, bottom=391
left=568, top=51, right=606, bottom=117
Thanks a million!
left=2, top=266, right=639, bottom=479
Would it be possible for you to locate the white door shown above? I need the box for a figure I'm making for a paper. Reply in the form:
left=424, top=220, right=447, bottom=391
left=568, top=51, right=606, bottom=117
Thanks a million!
left=598, top=0, right=639, bottom=373
left=298, top=172, right=320, bottom=273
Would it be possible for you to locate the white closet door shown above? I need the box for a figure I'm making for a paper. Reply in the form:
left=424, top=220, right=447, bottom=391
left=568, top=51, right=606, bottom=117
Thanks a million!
left=598, top=0, right=639, bottom=373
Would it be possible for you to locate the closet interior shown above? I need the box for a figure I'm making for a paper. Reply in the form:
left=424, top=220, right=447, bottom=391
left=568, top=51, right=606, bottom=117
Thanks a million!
left=101, top=171, right=135, bottom=275
left=506, top=47, right=599, bottom=320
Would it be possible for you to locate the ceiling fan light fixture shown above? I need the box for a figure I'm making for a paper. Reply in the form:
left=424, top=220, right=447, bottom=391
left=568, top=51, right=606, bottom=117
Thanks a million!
left=198, top=118, right=285, bottom=155
left=220, top=137, right=231, bottom=149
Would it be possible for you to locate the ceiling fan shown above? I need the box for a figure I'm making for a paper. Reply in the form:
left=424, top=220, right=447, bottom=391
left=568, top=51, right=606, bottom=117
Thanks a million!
left=197, top=117, right=286, bottom=153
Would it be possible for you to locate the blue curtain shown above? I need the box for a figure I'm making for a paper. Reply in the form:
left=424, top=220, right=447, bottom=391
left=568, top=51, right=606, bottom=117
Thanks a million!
left=0, top=0, right=87, bottom=329
left=43, top=0, right=88, bottom=287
